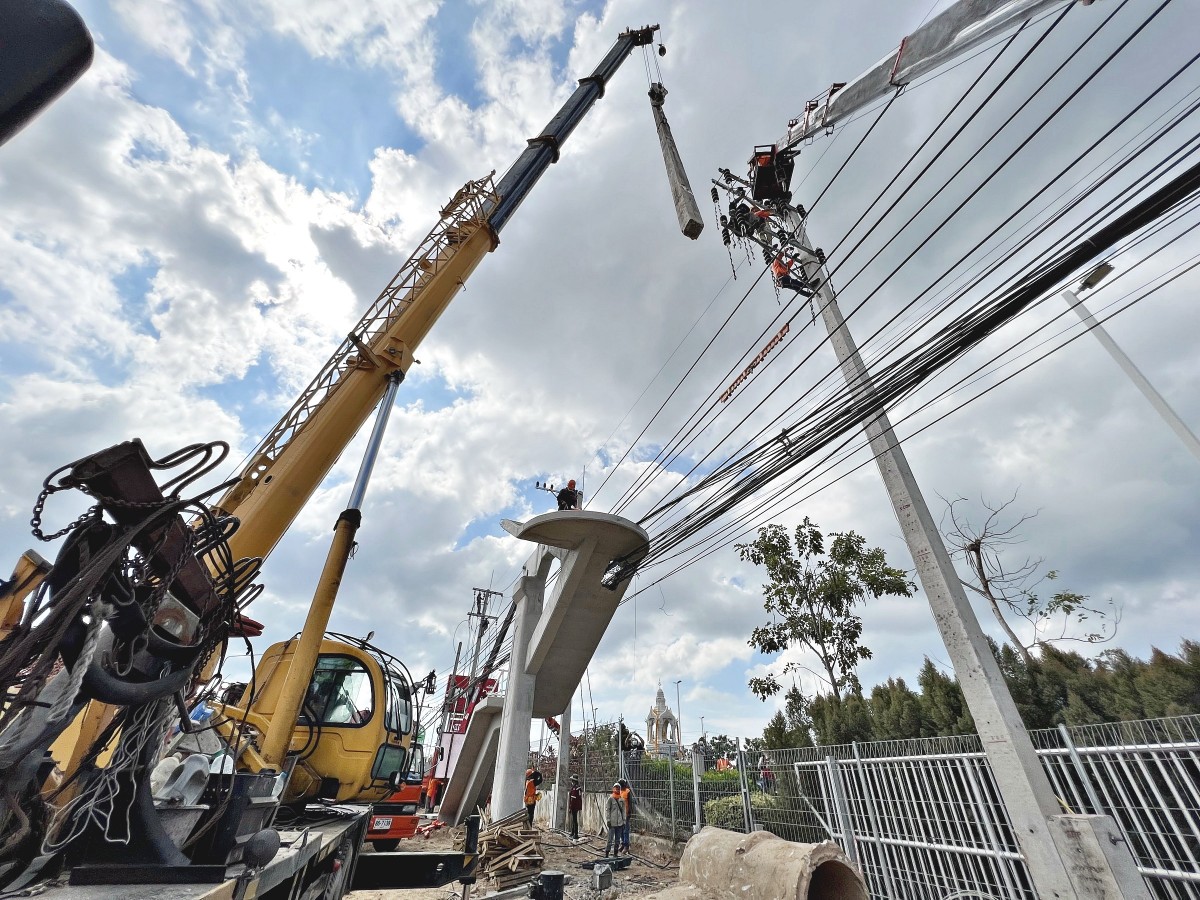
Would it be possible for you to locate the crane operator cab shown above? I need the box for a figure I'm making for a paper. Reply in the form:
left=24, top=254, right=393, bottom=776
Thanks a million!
left=225, top=633, right=416, bottom=805
left=749, top=144, right=795, bottom=205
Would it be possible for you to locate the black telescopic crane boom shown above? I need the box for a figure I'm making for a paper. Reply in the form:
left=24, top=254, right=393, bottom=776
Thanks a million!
left=487, top=24, right=658, bottom=234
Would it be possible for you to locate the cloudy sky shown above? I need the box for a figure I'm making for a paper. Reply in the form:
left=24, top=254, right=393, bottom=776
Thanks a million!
left=2, top=0, right=1198, bottom=747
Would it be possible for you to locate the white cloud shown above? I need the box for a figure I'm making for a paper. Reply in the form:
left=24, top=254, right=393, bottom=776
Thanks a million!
left=112, top=0, right=197, bottom=71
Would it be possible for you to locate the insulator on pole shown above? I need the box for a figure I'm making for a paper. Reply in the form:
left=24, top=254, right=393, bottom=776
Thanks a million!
left=648, top=83, right=704, bottom=240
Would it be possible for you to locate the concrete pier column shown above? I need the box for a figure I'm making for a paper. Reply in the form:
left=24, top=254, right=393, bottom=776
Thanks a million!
left=552, top=700, right=573, bottom=829
left=491, top=568, right=545, bottom=819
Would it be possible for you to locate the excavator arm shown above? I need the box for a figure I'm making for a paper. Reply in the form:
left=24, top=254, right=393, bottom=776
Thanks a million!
left=219, top=25, right=659, bottom=566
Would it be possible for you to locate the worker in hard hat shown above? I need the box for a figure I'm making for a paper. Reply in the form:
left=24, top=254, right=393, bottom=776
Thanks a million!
left=605, top=783, right=626, bottom=857
left=556, top=480, right=580, bottom=510
left=770, top=252, right=816, bottom=297
left=568, top=774, right=583, bottom=840
left=524, top=767, right=541, bottom=828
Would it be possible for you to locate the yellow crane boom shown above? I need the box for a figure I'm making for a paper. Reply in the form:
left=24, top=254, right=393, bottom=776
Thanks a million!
left=218, top=25, right=660, bottom=566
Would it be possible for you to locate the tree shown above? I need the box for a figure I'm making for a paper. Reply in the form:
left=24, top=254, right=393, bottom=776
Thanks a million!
left=808, top=692, right=873, bottom=745
left=763, top=685, right=818, bottom=749
left=704, top=734, right=737, bottom=760
left=869, top=678, right=926, bottom=740
left=942, top=494, right=1119, bottom=665
left=917, top=658, right=975, bottom=736
left=737, top=519, right=914, bottom=702
left=1135, top=642, right=1200, bottom=718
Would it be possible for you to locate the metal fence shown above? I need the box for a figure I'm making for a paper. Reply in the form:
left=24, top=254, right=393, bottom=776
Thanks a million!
left=600, top=715, right=1200, bottom=899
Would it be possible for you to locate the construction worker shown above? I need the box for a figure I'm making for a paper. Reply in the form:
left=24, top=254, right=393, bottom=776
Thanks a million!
left=524, top=767, right=539, bottom=828
left=618, top=778, right=634, bottom=852
left=771, top=252, right=816, bottom=297
left=604, top=783, right=626, bottom=857
left=568, top=774, right=583, bottom=840
left=729, top=200, right=770, bottom=240
left=556, top=480, right=580, bottom=510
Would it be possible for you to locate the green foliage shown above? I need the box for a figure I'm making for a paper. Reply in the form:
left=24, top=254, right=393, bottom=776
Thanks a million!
left=737, top=520, right=914, bottom=702
left=809, top=692, right=873, bottom=745
left=638, top=756, right=693, bottom=783
left=869, top=678, right=926, bottom=741
left=761, top=687, right=817, bottom=750
left=702, top=734, right=737, bottom=759
left=917, top=658, right=975, bottom=736
left=580, top=722, right=618, bottom=752
left=757, top=642, right=1200, bottom=748
left=698, top=768, right=742, bottom=785
left=702, top=791, right=778, bottom=830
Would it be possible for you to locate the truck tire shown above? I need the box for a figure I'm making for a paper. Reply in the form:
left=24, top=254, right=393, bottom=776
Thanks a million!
left=371, top=840, right=399, bottom=853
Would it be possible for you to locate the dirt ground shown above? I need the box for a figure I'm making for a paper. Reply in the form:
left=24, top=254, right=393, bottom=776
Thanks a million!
left=347, top=820, right=684, bottom=900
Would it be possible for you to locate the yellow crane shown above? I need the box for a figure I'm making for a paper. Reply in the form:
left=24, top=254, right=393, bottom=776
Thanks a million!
left=0, top=21, right=673, bottom=897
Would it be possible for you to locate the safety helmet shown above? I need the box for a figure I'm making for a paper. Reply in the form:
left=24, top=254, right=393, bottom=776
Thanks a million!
left=568, top=480, right=576, bottom=489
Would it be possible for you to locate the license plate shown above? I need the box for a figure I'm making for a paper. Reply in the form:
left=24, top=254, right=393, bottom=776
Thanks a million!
left=372, top=817, right=392, bottom=830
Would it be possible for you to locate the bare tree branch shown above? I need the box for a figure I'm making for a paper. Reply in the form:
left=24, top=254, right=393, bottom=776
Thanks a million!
left=939, top=492, right=1120, bottom=662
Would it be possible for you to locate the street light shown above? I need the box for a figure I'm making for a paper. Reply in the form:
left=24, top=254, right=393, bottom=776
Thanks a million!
left=700, top=716, right=705, bottom=742
left=1063, top=263, right=1200, bottom=462
left=673, top=680, right=683, bottom=751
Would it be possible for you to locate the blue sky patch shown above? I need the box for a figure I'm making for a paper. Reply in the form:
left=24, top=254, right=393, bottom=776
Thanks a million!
left=404, top=371, right=472, bottom=414
left=238, top=29, right=420, bottom=200
left=197, top=360, right=280, bottom=438
left=429, top=4, right=487, bottom=110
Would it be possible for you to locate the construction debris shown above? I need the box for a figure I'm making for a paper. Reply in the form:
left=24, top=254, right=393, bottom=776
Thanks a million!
left=477, top=808, right=545, bottom=891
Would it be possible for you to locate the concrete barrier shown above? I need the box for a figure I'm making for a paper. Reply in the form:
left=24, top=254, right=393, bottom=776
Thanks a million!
left=679, top=827, right=866, bottom=900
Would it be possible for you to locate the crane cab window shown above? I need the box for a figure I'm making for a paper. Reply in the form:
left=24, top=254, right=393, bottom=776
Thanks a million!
left=404, top=744, right=425, bottom=784
left=303, top=655, right=374, bottom=727
left=383, top=672, right=412, bottom=737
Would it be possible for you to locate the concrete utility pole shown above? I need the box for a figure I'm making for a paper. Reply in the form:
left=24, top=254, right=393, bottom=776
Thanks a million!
left=1063, top=265, right=1200, bottom=463
left=673, top=680, right=683, bottom=750
left=466, top=588, right=502, bottom=694
left=781, top=210, right=1149, bottom=899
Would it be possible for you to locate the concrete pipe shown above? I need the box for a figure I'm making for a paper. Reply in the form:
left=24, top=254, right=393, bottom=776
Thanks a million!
left=679, top=827, right=867, bottom=900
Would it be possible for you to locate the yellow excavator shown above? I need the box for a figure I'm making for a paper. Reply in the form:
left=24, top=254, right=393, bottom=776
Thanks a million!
left=0, top=15, right=684, bottom=897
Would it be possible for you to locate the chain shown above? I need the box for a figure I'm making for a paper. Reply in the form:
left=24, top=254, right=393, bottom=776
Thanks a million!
left=83, top=487, right=181, bottom=511
left=29, top=485, right=100, bottom=543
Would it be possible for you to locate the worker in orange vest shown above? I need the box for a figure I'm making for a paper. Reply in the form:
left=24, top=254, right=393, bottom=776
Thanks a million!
left=524, top=767, right=541, bottom=828
left=770, top=253, right=816, bottom=297
left=618, top=779, right=634, bottom=852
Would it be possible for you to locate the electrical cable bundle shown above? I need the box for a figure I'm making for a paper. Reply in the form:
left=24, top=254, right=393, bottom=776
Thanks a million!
left=576, top=0, right=1199, bottom=597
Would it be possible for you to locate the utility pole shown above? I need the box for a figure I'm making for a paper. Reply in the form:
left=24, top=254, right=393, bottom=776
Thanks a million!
left=673, top=679, right=683, bottom=753
left=711, top=2, right=1167, bottom=890
left=466, top=587, right=502, bottom=698
left=767, top=206, right=1148, bottom=899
